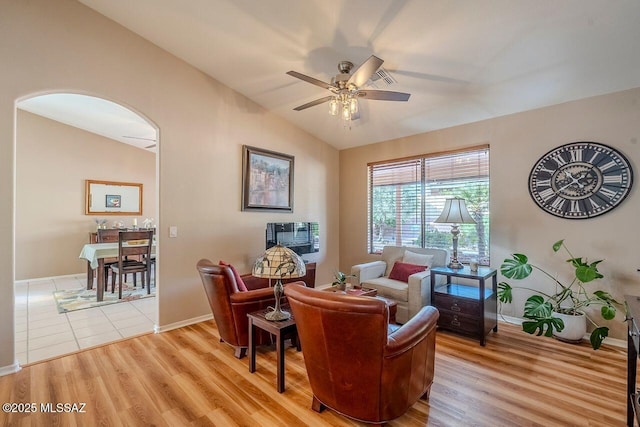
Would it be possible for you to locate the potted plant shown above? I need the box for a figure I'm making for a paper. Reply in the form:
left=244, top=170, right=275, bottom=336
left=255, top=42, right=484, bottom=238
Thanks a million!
left=497, top=239, right=622, bottom=350
left=332, top=271, right=354, bottom=291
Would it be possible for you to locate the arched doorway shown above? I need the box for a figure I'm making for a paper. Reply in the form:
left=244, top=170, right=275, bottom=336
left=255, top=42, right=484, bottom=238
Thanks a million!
left=14, top=92, right=159, bottom=364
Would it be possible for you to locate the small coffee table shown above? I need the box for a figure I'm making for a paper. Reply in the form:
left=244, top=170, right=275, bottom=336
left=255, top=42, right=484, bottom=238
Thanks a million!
left=374, top=296, right=398, bottom=325
left=323, top=286, right=377, bottom=297
left=323, top=287, right=397, bottom=324
left=247, top=307, right=299, bottom=393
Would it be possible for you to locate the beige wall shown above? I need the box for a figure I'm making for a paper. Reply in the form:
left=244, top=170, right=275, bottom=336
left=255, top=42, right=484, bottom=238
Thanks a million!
left=15, top=110, right=156, bottom=280
left=340, top=87, right=640, bottom=342
left=0, top=0, right=339, bottom=370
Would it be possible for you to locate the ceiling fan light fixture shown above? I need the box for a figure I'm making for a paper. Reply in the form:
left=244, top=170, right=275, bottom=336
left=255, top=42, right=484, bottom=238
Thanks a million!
left=349, top=97, right=358, bottom=114
left=342, top=104, right=351, bottom=121
left=329, top=97, right=339, bottom=115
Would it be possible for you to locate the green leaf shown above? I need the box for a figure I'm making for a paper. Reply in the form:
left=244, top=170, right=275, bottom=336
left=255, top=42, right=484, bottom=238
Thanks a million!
left=497, top=282, right=513, bottom=303
left=593, top=290, right=612, bottom=301
left=568, top=257, right=584, bottom=268
left=500, top=254, right=532, bottom=279
left=523, top=295, right=553, bottom=319
left=589, top=327, right=609, bottom=350
left=575, top=264, right=601, bottom=283
left=593, top=290, right=620, bottom=305
left=601, top=305, right=616, bottom=320
left=552, top=239, right=564, bottom=252
left=522, top=317, right=564, bottom=337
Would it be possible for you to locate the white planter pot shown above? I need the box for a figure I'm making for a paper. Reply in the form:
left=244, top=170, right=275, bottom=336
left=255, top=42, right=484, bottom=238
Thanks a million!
left=551, top=311, right=587, bottom=343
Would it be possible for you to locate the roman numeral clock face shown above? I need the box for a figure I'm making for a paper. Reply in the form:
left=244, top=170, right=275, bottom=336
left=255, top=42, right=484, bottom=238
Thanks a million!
left=529, top=142, right=633, bottom=219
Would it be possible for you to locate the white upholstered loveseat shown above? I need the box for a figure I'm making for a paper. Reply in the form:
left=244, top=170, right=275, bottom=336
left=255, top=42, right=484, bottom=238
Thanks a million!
left=350, top=246, right=448, bottom=324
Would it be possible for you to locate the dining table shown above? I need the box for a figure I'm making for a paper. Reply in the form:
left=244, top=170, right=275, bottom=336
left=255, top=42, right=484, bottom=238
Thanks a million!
left=79, top=241, right=156, bottom=302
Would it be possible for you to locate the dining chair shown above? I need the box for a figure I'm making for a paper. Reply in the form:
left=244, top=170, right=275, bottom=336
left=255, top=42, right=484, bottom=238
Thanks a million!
left=138, top=228, right=156, bottom=279
left=97, top=228, right=124, bottom=286
left=110, top=230, right=154, bottom=299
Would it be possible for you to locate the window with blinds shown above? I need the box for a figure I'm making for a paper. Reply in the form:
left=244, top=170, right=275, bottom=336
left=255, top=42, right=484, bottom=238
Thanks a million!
left=368, top=146, right=490, bottom=265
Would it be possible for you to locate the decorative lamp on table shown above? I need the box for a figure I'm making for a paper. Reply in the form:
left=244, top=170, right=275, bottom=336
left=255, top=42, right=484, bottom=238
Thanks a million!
left=252, top=244, right=306, bottom=321
left=434, top=197, right=476, bottom=269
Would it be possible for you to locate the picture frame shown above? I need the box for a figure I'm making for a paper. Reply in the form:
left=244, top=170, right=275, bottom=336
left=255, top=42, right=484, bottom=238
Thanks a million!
left=242, top=145, right=294, bottom=212
left=85, top=180, right=143, bottom=215
left=105, top=194, right=121, bottom=208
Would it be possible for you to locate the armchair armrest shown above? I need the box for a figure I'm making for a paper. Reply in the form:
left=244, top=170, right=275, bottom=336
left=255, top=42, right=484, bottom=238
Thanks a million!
left=229, top=281, right=302, bottom=306
left=406, top=270, right=433, bottom=319
left=229, top=287, right=275, bottom=304
left=385, top=306, right=439, bottom=357
left=351, top=261, right=387, bottom=284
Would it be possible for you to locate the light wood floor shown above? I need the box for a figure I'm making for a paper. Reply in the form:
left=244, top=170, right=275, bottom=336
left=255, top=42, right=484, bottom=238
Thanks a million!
left=0, top=320, right=627, bottom=426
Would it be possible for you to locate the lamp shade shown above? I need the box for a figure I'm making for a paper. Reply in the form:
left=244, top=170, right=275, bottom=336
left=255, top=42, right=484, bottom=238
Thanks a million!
left=252, top=244, right=306, bottom=279
left=434, top=197, right=476, bottom=224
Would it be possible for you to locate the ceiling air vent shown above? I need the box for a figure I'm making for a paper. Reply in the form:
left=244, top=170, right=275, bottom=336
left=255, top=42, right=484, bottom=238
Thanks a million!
left=368, top=67, right=397, bottom=88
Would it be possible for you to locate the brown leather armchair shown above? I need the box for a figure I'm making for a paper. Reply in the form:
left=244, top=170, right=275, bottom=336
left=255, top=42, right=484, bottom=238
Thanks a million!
left=197, top=259, right=282, bottom=358
left=284, top=283, right=439, bottom=424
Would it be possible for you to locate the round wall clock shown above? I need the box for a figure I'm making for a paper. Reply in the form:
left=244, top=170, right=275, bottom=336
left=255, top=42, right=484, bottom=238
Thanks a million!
left=528, top=142, right=633, bottom=219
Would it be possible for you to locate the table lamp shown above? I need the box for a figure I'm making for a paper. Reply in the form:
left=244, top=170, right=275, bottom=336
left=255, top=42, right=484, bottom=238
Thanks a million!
left=434, top=197, right=476, bottom=269
left=252, top=244, right=306, bottom=321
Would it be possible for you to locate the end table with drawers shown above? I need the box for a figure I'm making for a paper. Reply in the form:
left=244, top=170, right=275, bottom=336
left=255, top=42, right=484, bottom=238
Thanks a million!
left=430, top=266, right=498, bottom=346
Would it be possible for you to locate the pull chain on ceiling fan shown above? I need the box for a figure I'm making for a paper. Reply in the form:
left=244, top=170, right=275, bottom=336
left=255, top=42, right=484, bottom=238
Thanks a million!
left=286, top=55, right=410, bottom=126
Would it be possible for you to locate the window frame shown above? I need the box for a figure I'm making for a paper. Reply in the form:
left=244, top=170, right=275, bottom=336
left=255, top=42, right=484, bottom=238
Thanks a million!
left=368, top=145, right=490, bottom=265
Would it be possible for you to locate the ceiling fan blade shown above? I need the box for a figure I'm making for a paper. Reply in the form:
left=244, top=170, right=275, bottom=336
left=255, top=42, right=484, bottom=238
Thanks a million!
left=286, top=71, right=334, bottom=90
left=293, top=95, right=334, bottom=111
left=358, top=90, right=410, bottom=101
left=348, top=55, right=384, bottom=88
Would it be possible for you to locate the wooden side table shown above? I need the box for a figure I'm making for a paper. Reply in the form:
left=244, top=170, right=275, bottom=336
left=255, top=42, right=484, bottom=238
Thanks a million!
left=247, top=307, right=299, bottom=393
left=430, top=266, right=498, bottom=346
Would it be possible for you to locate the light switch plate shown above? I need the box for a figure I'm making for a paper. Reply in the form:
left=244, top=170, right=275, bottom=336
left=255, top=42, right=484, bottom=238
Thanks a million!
left=169, top=226, right=178, bottom=238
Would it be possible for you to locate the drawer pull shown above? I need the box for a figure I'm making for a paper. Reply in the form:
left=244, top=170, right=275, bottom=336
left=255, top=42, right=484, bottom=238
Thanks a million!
left=451, top=304, right=461, bottom=312
left=451, top=316, right=461, bottom=327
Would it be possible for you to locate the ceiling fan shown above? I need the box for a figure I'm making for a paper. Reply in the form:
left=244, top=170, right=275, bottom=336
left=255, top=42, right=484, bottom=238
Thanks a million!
left=287, top=55, right=410, bottom=121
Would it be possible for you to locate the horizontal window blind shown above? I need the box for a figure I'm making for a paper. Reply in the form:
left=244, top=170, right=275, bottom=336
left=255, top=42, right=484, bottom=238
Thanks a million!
left=368, top=158, right=422, bottom=252
left=369, top=147, right=490, bottom=264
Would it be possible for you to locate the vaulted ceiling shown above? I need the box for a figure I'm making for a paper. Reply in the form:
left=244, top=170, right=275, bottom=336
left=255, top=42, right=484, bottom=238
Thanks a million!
left=73, top=0, right=640, bottom=150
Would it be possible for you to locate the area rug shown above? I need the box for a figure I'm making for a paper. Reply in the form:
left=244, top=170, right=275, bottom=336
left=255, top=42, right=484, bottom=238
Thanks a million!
left=53, top=283, right=155, bottom=313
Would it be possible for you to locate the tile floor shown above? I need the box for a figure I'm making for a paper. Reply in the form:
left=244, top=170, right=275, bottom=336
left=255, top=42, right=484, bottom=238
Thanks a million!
left=14, top=274, right=157, bottom=365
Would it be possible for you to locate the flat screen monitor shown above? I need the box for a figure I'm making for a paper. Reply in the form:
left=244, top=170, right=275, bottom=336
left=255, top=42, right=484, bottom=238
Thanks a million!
left=266, top=222, right=319, bottom=256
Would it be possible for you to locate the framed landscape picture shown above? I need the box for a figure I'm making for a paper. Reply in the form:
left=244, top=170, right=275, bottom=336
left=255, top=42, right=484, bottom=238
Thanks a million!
left=242, top=145, right=294, bottom=212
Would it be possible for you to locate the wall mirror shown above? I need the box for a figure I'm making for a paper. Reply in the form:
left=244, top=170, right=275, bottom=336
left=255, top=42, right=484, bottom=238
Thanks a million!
left=85, top=179, right=143, bottom=215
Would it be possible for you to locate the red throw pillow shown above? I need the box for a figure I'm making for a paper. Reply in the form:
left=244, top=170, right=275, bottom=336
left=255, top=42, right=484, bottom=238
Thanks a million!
left=218, top=260, right=248, bottom=292
left=388, top=261, right=427, bottom=283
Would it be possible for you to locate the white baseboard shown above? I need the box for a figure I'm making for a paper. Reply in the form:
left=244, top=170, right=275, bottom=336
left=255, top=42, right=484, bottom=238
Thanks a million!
left=153, top=313, right=213, bottom=334
left=15, top=272, right=83, bottom=285
left=0, top=361, right=21, bottom=377
left=498, top=315, right=523, bottom=325
left=497, top=316, right=626, bottom=349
